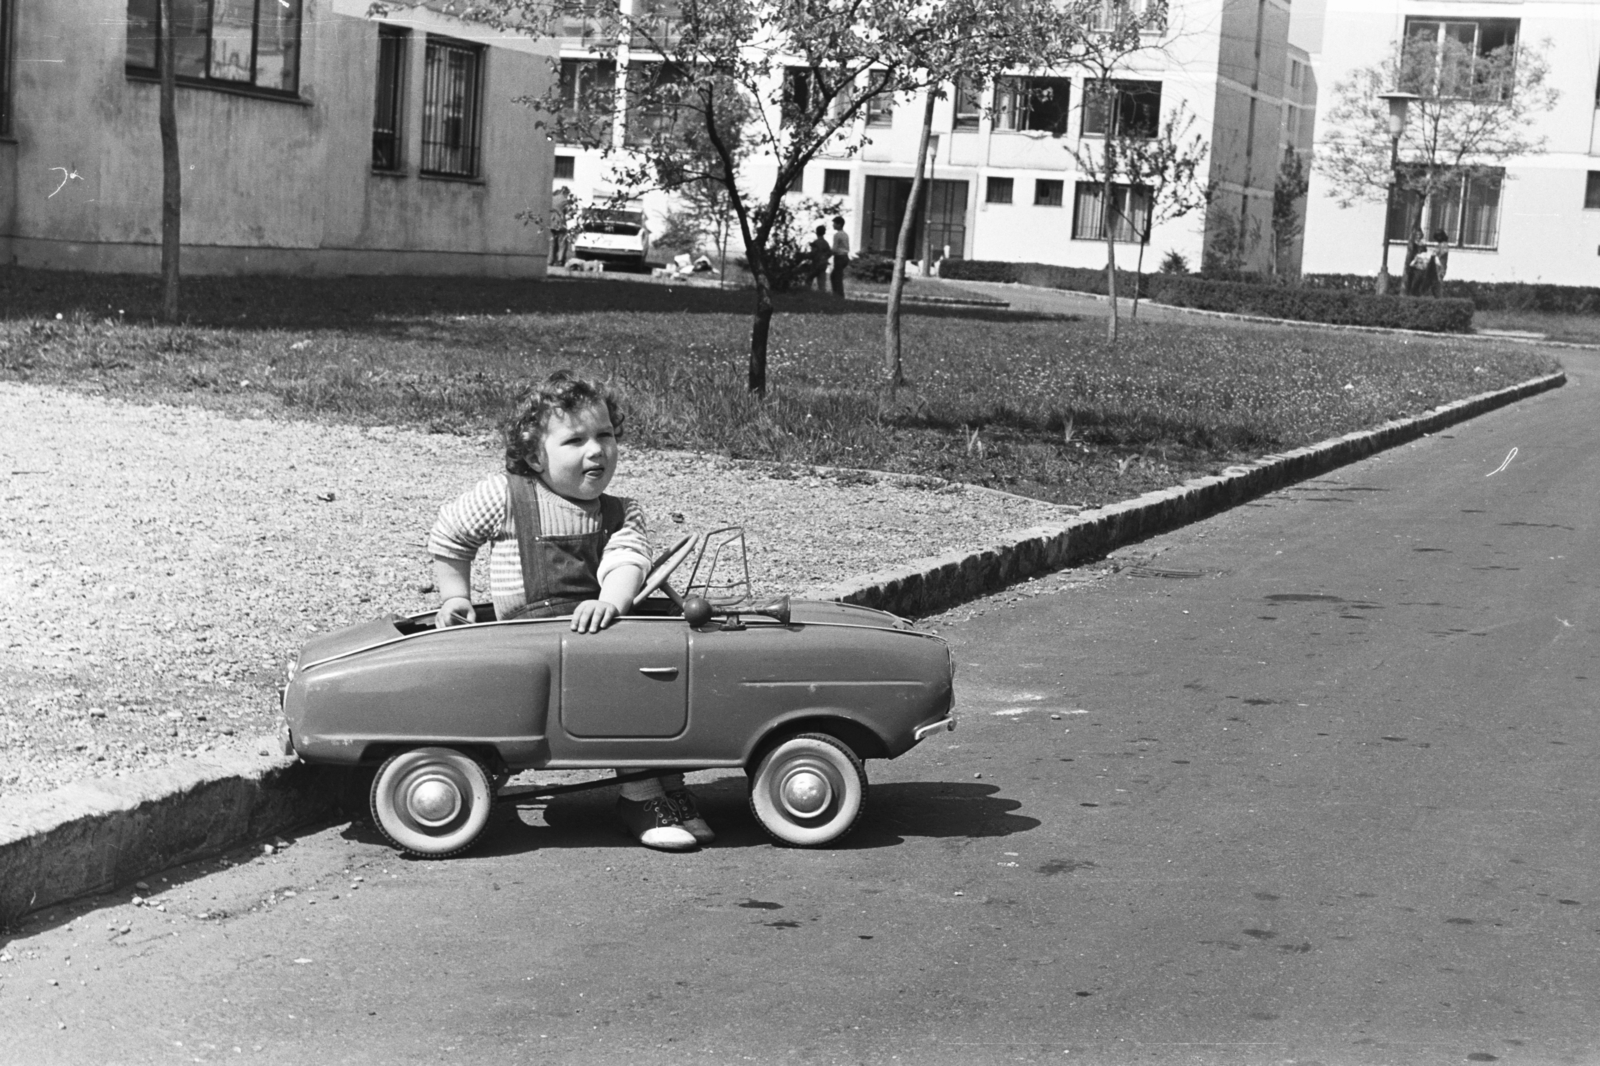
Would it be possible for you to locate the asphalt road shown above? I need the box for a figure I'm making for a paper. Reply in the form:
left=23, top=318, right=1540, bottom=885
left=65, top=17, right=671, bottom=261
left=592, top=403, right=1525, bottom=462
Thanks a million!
left=1, top=350, right=1595, bottom=1066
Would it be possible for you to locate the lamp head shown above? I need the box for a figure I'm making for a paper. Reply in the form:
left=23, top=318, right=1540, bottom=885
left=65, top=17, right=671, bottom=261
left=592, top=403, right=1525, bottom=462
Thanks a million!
left=1378, top=91, right=1420, bottom=138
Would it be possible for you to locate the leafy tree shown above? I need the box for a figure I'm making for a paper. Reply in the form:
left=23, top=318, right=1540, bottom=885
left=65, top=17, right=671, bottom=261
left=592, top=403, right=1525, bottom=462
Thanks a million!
left=1269, top=146, right=1309, bottom=279
left=396, top=0, right=998, bottom=395
left=1318, top=30, right=1558, bottom=285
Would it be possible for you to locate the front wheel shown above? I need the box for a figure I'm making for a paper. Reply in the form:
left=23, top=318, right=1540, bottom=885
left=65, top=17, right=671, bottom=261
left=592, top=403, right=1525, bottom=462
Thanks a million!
left=749, top=733, right=867, bottom=847
left=370, top=747, right=494, bottom=859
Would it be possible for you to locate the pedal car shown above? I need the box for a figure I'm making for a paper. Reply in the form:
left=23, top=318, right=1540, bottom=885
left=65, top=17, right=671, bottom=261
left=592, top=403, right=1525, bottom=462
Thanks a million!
left=279, top=528, right=956, bottom=857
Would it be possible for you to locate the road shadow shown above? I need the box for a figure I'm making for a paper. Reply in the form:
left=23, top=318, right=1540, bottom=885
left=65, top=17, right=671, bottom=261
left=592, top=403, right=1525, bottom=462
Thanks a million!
left=0, top=268, right=1054, bottom=332
left=465, top=776, right=1038, bottom=857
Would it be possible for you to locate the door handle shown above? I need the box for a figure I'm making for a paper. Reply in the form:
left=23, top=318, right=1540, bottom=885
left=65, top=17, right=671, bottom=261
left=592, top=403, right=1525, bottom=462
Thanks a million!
left=638, top=666, right=680, bottom=679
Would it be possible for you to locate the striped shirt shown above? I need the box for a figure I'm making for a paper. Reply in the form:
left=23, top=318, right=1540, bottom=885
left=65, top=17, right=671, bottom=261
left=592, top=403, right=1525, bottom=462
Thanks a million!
left=428, top=473, right=651, bottom=620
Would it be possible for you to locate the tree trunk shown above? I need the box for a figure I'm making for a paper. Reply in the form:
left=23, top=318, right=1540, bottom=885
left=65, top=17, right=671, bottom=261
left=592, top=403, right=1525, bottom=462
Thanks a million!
left=158, top=0, right=181, bottom=322
left=1103, top=168, right=1119, bottom=344
left=748, top=272, right=772, bottom=396
left=884, top=91, right=937, bottom=390
left=1131, top=234, right=1147, bottom=320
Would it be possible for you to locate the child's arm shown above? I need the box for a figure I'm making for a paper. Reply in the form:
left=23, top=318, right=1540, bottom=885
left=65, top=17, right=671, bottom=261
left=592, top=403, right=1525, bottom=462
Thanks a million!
left=434, top=556, right=476, bottom=628
left=571, top=563, right=644, bottom=633
left=571, top=497, right=651, bottom=633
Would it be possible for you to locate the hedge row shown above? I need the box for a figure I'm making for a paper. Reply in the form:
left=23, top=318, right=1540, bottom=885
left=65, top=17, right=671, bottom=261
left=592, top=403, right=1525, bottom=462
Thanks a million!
left=1301, top=273, right=1600, bottom=314
left=941, top=260, right=1474, bottom=332
left=1152, top=276, right=1475, bottom=333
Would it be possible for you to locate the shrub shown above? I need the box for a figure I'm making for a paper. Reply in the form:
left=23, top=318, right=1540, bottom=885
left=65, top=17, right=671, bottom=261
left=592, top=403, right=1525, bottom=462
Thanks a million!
left=847, top=254, right=897, bottom=283
left=940, top=259, right=1149, bottom=296
left=1158, top=250, right=1189, bottom=275
left=1147, top=275, right=1474, bottom=332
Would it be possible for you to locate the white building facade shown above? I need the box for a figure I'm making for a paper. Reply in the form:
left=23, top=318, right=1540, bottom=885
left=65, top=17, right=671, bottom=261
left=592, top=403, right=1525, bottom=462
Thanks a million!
left=1302, top=0, right=1600, bottom=283
left=552, top=0, right=1316, bottom=275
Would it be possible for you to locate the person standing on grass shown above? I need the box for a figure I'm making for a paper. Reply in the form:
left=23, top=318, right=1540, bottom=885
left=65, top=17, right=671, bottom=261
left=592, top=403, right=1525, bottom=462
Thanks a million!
left=829, top=215, right=851, bottom=298
left=808, top=224, right=833, bottom=291
left=1424, top=229, right=1450, bottom=298
left=428, top=370, right=714, bottom=852
left=1402, top=225, right=1425, bottom=297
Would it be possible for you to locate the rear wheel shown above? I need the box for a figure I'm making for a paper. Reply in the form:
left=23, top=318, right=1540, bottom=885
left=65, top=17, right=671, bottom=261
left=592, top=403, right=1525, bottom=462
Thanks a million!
left=748, top=733, right=867, bottom=847
left=370, top=747, right=494, bottom=859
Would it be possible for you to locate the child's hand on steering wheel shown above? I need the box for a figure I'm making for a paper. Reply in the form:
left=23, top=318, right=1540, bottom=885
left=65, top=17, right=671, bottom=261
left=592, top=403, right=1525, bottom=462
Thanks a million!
left=436, top=597, right=476, bottom=629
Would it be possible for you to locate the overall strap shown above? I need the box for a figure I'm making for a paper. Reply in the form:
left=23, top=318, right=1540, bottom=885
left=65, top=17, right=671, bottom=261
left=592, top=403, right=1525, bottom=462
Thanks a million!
left=507, top=474, right=546, bottom=608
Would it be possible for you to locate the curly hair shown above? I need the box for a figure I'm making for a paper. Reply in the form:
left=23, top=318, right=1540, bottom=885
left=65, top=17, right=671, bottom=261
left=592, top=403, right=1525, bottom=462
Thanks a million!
left=502, top=370, right=626, bottom=478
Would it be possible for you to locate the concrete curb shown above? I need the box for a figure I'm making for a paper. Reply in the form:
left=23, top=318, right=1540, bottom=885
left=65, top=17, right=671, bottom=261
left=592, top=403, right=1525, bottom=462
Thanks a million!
left=0, top=369, right=1564, bottom=922
left=1, top=745, right=335, bottom=924
left=803, top=370, right=1568, bottom=618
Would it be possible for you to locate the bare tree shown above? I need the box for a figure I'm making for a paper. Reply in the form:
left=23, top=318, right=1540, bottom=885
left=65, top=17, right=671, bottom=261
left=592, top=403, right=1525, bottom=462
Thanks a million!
left=1115, top=100, right=1208, bottom=317
left=1056, top=0, right=1171, bottom=343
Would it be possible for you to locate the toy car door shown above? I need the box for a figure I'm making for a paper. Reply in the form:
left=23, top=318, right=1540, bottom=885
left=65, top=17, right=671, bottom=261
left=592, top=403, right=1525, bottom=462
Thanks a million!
left=557, top=619, right=688, bottom=738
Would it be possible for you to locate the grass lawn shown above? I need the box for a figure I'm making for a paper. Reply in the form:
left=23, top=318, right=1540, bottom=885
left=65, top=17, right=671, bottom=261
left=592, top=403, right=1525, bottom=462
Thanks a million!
left=0, top=268, right=1562, bottom=506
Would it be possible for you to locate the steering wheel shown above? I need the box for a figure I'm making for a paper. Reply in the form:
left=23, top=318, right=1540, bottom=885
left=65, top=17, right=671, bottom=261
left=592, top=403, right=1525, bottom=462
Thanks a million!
left=633, top=533, right=697, bottom=608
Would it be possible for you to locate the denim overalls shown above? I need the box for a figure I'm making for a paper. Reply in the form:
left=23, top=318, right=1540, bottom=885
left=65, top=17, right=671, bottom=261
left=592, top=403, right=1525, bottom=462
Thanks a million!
left=505, top=473, right=626, bottom=621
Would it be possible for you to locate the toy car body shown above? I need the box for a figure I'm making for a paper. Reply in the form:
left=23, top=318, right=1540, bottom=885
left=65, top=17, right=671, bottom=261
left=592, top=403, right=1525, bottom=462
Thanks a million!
left=280, top=529, right=955, bottom=856
left=570, top=207, right=651, bottom=264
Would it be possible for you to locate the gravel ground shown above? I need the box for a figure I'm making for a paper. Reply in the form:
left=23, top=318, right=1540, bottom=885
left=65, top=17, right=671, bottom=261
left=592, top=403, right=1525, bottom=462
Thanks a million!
left=0, top=382, right=1070, bottom=800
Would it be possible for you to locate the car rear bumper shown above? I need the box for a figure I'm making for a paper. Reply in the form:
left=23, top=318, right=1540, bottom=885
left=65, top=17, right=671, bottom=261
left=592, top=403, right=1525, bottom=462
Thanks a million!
left=913, top=715, right=956, bottom=742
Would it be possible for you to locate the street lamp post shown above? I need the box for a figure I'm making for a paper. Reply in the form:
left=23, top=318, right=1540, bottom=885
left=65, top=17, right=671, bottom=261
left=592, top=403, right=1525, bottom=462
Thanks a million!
left=1375, top=91, right=1419, bottom=295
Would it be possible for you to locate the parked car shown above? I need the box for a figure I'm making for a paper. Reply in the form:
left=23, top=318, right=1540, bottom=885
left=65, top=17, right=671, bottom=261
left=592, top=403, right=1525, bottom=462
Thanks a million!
left=279, top=528, right=956, bottom=857
left=570, top=206, right=652, bottom=265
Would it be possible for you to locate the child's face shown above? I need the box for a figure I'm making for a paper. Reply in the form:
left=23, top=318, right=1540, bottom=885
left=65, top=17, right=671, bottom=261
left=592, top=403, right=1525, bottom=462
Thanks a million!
left=531, top=402, right=618, bottom=501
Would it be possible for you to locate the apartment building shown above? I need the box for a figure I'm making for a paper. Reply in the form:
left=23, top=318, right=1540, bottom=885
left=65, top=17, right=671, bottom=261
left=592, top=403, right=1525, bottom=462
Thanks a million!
left=1302, top=0, right=1600, bottom=283
left=552, top=0, right=1316, bottom=274
left=0, top=0, right=555, bottom=276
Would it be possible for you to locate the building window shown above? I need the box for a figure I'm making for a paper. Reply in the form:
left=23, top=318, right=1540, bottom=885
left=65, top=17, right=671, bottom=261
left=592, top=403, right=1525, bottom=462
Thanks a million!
left=1085, top=0, right=1157, bottom=33
left=1288, top=58, right=1304, bottom=90
left=1284, top=105, right=1300, bottom=141
left=126, top=0, right=303, bottom=92
left=1587, top=172, right=1600, bottom=210
left=1082, top=80, right=1161, bottom=138
left=782, top=67, right=815, bottom=126
left=1072, top=181, right=1152, bottom=242
left=557, top=0, right=613, bottom=45
left=421, top=36, right=484, bottom=179
left=1035, top=179, right=1064, bottom=207
left=629, top=0, right=684, bottom=51
left=372, top=27, right=407, bottom=172
left=791, top=168, right=805, bottom=193
left=953, top=77, right=981, bottom=130
left=554, top=155, right=576, bottom=181
left=1402, top=18, right=1519, bottom=99
left=1386, top=168, right=1504, bottom=249
left=986, top=177, right=1014, bottom=204
left=823, top=168, right=850, bottom=195
left=864, top=76, right=894, bottom=127
left=559, top=58, right=615, bottom=147
left=993, top=76, right=1071, bottom=135
left=624, top=62, right=692, bottom=147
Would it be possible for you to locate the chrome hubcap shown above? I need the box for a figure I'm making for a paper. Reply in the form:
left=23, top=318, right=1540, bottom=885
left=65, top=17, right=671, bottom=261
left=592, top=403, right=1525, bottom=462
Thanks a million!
left=779, top=767, right=833, bottom=818
left=405, top=772, right=463, bottom=826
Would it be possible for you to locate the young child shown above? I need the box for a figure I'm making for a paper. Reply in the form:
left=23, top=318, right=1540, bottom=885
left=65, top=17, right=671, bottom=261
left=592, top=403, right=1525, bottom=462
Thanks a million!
left=427, top=370, right=714, bottom=851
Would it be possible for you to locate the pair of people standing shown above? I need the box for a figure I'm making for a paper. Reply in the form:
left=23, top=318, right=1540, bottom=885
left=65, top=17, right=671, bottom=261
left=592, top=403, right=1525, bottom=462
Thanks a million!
left=1403, top=228, right=1450, bottom=298
left=808, top=216, right=850, bottom=297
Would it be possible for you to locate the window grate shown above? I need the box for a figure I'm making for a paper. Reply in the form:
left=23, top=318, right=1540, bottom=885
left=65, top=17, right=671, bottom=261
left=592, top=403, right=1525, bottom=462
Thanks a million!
left=421, top=37, right=484, bottom=179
